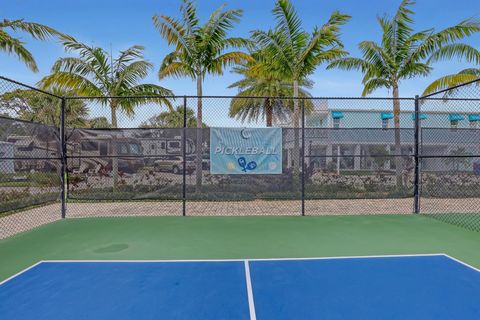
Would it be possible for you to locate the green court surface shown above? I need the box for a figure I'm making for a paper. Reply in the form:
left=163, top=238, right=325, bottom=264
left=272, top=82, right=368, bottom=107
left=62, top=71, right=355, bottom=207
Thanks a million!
left=1, top=214, right=480, bottom=282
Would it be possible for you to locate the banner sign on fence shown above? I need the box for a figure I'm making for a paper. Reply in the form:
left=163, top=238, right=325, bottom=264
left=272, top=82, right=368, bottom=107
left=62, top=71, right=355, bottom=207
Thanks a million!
left=210, top=127, right=282, bottom=174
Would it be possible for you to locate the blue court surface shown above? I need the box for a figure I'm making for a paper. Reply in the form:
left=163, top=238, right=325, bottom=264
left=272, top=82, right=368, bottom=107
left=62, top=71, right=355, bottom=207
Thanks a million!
left=1, top=254, right=480, bottom=319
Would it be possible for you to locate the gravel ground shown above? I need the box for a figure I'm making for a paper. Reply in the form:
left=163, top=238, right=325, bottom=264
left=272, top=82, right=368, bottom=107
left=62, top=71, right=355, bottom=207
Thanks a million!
left=1, top=198, right=479, bottom=240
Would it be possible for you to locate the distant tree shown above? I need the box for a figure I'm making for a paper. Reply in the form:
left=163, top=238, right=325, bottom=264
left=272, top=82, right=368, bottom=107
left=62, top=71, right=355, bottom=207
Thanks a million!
left=0, top=18, right=66, bottom=72
left=88, top=117, right=111, bottom=129
left=0, top=89, right=88, bottom=127
left=140, top=106, right=206, bottom=128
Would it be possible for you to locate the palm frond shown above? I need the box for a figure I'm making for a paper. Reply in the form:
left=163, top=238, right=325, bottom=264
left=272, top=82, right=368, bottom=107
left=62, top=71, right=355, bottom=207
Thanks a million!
left=38, top=72, right=102, bottom=96
left=116, top=60, right=153, bottom=88
left=327, top=57, right=370, bottom=72
left=413, top=18, right=480, bottom=60
left=428, top=43, right=480, bottom=65
left=273, top=0, right=305, bottom=52
left=0, top=30, right=38, bottom=71
left=423, top=69, right=480, bottom=95
left=159, top=61, right=194, bottom=79
left=204, top=6, right=243, bottom=48
left=180, top=0, right=199, bottom=35
left=362, top=78, right=391, bottom=96
left=123, top=84, right=175, bottom=111
left=209, top=52, right=252, bottom=75
left=152, top=14, right=190, bottom=53
left=2, top=19, right=66, bottom=40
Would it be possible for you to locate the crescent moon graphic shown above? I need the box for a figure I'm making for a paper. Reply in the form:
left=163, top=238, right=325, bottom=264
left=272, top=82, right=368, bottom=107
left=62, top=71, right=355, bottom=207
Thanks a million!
left=241, top=128, right=251, bottom=139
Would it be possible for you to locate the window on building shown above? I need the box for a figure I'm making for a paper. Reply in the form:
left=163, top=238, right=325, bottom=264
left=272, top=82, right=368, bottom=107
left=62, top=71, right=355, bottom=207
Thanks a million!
left=450, top=120, right=459, bottom=129
left=118, top=144, right=129, bottom=155
left=333, top=118, right=341, bottom=128
left=81, top=141, right=98, bottom=151
left=449, top=114, right=464, bottom=129
left=382, top=118, right=389, bottom=129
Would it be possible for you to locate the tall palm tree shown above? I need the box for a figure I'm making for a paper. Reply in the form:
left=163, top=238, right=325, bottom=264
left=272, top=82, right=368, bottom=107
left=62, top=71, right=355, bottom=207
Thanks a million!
left=153, top=0, right=251, bottom=189
left=328, top=0, right=480, bottom=188
left=39, top=37, right=173, bottom=187
left=252, top=0, right=350, bottom=173
left=0, top=18, right=66, bottom=72
left=229, top=50, right=314, bottom=126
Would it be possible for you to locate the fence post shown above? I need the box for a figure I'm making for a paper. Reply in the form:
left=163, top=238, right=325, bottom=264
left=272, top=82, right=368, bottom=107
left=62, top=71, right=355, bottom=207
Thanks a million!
left=60, top=97, right=67, bottom=219
left=301, top=99, right=305, bottom=216
left=413, top=95, right=420, bottom=213
left=182, top=96, right=187, bottom=216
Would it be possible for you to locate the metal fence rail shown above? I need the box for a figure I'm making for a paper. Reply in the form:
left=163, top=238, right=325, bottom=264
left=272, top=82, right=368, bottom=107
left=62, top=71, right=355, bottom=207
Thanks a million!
left=0, top=75, right=480, bottom=237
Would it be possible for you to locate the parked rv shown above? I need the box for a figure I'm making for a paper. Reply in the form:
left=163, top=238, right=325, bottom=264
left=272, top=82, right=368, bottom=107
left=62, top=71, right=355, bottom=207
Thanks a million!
left=6, top=135, right=58, bottom=172
left=69, top=134, right=144, bottom=174
left=141, top=136, right=195, bottom=166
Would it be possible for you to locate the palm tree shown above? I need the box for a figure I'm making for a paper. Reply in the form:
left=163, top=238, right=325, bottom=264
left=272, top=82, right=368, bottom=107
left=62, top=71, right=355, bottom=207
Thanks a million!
left=153, top=0, right=251, bottom=189
left=0, top=18, right=66, bottom=72
left=140, top=105, right=205, bottom=128
left=39, top=37, right=173, bottom=187
left=229, top=50, right=314, bottom=126
left=39, top=38, right=173, bottom=127
left=328, top=0, right=480, bottom=188
left=252, top=0, right=350, bottom=173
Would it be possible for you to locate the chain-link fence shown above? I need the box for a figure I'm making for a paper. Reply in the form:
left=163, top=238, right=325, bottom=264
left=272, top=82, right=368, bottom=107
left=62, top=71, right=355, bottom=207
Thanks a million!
left=1, top=75, right=480, bottom=238
left=418, top=79, right=480, bottom=231
left=0, top=77, right=62, bottom=239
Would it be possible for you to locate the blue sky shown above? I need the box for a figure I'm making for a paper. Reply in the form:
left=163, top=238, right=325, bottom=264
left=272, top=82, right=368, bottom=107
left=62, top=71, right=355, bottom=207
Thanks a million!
left=1, top=0, right=479, bottom=99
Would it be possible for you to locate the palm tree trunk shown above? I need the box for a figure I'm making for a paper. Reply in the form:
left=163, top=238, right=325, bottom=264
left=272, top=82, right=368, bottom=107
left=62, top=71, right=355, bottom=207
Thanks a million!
left=265, top=97, right=273, bottom=127
left=110, top=102, right=119, bottom=190
left=195, top=75, right=203, bottom=191
left=292, top=80, right=300, bottom=178
left=392, top=84, right=403, bottom=189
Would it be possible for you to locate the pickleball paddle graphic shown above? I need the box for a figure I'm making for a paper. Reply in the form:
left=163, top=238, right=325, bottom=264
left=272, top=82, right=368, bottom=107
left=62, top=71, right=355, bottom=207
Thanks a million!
left=238, top=157, right=257, bottom=172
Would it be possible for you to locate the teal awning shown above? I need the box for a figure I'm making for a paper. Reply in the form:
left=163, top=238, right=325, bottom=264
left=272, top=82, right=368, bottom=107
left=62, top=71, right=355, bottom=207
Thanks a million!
left=331, top=111, right=344, bottom=119
left=469, top=114, right=480, bottom=122
left=411, top=113, right=427, bottom=120
left=449, top=114, right=465, bottom=121
left=380, top=112, right=394, bottom=120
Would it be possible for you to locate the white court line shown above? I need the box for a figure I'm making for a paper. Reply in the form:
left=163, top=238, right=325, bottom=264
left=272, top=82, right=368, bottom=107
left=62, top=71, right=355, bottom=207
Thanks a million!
left=40, top=253, right=445, bottom=263
left=3, top=253, right=477, bottom=286
left=0, top=261, right=43, bottom=286
left=244, top=260, right=257, bottom=320
left=443, top=254, right=480, bottom=273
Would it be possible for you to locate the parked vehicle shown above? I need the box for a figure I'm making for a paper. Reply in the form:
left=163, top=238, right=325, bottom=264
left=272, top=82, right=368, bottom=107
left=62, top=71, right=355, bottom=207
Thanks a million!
left=153, top=155, right=195, bottom=174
